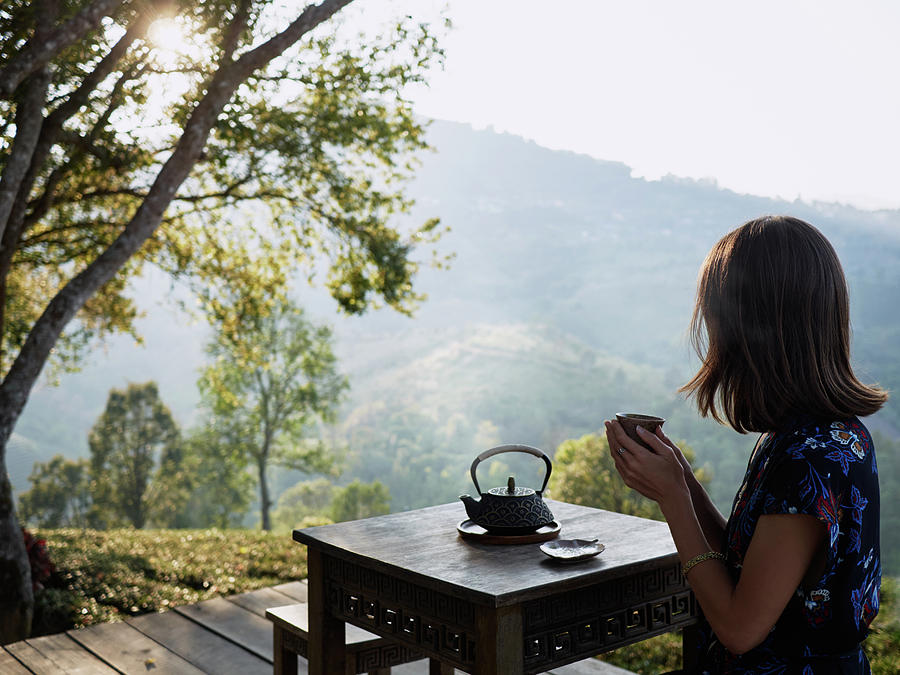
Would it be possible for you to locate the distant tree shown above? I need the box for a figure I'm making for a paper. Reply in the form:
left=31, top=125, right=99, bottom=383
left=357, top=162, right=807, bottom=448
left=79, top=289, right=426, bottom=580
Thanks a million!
left=330, top=479, right=390, bottom=523
left=547, top=433, right=710, bottom=521
left=0, top=0, right=444, bottom=639
left=198, top=298, right=347, bottom=531
left=18, top=455, right=90, bottom=528
left=271, top=477, right=335, bottom=531
left=874, top=433, right=900, bottom=575
left=174, top=427, right=255, bottom=529
left=87, top=382, right=183, bottom=529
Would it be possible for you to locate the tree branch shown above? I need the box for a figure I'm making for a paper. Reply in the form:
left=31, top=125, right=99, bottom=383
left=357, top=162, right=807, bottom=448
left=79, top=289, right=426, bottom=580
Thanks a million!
left=63, top=180, right=294, bottom=207
left=229, top=0, right=354, bottom=83
left=0, top=69, right=50, bottom=244
left=0, top=0, right=126, bottom=99
left=0, top=26, right=143, bottom=287
left=221, top=0, right=253, bottom=63
left=44, top=21, right=145, bottom=132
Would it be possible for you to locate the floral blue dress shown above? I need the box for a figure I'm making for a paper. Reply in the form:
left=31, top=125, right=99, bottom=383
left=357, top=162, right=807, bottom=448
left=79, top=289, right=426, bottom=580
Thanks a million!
left=697, top=416, right=880, bottom=674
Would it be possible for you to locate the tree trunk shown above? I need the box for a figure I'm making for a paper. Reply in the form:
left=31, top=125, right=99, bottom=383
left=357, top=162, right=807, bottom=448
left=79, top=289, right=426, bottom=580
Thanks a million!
left=0, top=472, right=31, bottom=645
left=258, top=457, right=271, bottom=531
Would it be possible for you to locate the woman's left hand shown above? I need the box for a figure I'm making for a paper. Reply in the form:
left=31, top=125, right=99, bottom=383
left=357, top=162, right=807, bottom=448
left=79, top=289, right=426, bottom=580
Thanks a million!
left=605, top=420, right=690, bottom=511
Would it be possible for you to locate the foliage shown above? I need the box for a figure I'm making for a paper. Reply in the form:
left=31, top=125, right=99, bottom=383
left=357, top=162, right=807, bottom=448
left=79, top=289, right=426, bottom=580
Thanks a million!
left=598, top=631, right=683, bottom=674
left=173, top=427, right=256, bottom=529
left=874, top=433, right=900, bottom=574
left=30, top=527, right=306, bottom=637
left=18, top=455, right=90, bottom=528
left=20, top=418, right=255, bottom=531
left=271, top=477, right=335, bottom=531
left=87, top=382, right=185, bottom=529
left=22, top=529, right=55, bottom=591
left=330, top=479, right=391, bottom=522
left=547, top=432, right=710, bottom=521
left=197, top=297, right=347, bottom=530
left=271, top=477, right=391, bottom=530
left=865, top=576, right=900, bottom=675
left=0, top=0, right=447, bottom=381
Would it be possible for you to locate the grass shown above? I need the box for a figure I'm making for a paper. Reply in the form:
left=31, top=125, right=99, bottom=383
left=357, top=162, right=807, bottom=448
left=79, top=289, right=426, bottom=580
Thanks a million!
left=31, top=529, right=900, bottom=675
left=32, top=528, right=306, bottom=637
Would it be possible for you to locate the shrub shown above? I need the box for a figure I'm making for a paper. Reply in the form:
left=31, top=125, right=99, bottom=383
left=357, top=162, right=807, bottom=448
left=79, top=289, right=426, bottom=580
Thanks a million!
left=22, top=528, right=55, bottom=590
left=31, top=528, right=306, bottom=636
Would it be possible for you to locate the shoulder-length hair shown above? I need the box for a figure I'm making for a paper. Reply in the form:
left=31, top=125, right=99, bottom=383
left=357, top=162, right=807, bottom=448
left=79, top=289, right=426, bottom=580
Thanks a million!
left=680, top=215, right=887, bottom=433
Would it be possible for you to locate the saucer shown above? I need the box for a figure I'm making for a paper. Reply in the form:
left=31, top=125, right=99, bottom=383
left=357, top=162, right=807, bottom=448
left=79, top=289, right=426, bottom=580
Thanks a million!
left=457, top=519, right=561, bottom=544
left=539, top=538, right=605, bottom=563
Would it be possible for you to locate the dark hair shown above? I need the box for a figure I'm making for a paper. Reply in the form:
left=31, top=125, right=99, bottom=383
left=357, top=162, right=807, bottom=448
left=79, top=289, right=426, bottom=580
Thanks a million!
left=680, top=215, right=887, bottom=433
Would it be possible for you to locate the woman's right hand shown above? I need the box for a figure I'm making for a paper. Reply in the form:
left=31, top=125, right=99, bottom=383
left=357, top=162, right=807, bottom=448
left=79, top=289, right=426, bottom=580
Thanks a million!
left=653, top=427, right=696, bottom=484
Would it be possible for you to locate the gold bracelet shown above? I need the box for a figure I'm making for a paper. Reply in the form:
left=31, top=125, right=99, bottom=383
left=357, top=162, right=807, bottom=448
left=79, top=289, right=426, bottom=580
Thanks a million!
left=682, top=551, right=726, bottom=576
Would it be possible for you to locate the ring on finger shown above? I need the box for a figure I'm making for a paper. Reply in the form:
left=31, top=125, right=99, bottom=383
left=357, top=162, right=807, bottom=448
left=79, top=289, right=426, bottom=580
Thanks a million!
left=617, top=447, right=627, bottom=455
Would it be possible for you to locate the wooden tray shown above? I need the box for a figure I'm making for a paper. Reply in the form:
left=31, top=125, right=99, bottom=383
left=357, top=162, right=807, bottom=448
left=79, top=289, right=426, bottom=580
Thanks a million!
left=457, top=519, right=561, bottom=545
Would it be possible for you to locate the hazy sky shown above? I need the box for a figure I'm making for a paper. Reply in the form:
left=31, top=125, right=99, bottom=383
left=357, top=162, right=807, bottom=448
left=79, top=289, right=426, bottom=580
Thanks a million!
left=342, top=0, right=900, bottom=211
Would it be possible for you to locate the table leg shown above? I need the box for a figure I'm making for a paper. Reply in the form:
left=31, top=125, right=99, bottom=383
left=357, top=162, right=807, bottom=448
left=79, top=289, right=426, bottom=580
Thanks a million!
left=273, top=624, right=297, bottom=675
left=307, top=547, right=346, bottom=674
left=474, top=605, right=523, bottom=675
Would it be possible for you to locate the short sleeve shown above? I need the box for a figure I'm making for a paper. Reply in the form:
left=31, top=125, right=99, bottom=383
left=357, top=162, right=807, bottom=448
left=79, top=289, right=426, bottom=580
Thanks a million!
left=761, top=443, right=842, bottom=551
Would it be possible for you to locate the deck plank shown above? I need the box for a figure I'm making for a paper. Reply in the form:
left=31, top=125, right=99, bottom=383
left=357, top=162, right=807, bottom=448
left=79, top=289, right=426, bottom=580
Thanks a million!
left=175, top=595, right=273, bottom=661
left=68, top=620, right=205, bottom=674
left=0, top=646, right=34, bottom=673
left=270, top=580, right=308, bottom=602
left=5, top=639, right=57, bottom=672
left=226, top=586, right=298, bottom=617
left=25, top=632, right=118, bottom=673
left=128, top=609, right=269, bottom=675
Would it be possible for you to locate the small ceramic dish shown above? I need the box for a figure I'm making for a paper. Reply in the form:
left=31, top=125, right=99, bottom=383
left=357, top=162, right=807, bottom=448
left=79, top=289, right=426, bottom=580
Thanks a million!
left=539, top=538, right=605, bottom=563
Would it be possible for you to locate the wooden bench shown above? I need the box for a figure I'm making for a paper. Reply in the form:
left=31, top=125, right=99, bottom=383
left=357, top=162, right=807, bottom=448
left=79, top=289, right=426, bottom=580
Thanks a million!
left=266, top=603, right=454, bottom=675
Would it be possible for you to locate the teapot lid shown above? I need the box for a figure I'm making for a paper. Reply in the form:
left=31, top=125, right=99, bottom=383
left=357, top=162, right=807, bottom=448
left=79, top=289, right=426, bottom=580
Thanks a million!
left=486, top=476, right=535, bottom=497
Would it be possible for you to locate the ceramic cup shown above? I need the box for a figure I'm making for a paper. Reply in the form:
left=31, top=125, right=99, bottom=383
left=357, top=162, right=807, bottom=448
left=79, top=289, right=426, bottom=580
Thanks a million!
left=615, top=413, right=666, bottom=450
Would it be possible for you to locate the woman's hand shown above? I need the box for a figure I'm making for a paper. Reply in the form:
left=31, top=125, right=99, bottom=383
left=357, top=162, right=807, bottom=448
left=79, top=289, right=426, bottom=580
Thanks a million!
left=605, top=419, right=690, bottom=513
left=653, top=426, right=693, bottom=476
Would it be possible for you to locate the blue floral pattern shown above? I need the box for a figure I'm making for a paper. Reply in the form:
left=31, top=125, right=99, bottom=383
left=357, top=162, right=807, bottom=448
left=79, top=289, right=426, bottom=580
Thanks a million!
left=697, top=417, right=880, bottom=674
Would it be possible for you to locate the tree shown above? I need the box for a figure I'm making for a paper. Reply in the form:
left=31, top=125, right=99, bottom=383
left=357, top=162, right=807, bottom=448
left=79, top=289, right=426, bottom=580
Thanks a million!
left=87, top=381, right=182, bottom=529
left=0, top=0, right=444, bottom=638
left=198, top=297, right=347, bottom=530
left=330, top=479, right=390, bottom=522
left=272, top=477, right=336, bottom=531
left=547, top=433, right=711, bottom=521
left=18, top=455, right=90, bottom=528
left=174, top=427, right=255, bottom=529
left=874, top=432, right=900, bottom=574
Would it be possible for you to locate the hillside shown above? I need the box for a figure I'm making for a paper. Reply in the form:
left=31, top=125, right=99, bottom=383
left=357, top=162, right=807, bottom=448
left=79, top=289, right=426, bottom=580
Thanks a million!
left=11, top=120, right=900, bottom=520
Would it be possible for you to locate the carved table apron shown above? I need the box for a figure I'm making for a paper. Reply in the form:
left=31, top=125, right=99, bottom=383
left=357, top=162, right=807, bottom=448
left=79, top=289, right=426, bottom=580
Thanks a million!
left=296, top=500, right=698, bottom=674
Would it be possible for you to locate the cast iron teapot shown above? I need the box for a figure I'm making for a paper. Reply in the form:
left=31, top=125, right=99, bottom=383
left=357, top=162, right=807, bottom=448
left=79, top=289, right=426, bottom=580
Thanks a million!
left=459, top=444, right=554, bottom=534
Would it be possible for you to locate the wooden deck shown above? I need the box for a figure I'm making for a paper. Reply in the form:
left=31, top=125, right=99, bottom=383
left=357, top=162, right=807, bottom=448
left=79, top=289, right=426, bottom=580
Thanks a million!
left=1, top=581, right=635, bottom=674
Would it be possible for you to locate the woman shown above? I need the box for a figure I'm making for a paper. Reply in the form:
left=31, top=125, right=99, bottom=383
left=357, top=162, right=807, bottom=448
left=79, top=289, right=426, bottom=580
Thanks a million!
left=605, top=216, right=886, bottom=674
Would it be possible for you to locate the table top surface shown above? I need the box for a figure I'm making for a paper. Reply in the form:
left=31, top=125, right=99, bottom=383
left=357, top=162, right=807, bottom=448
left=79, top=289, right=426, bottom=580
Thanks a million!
left=294, top=499, right=679, bottom=607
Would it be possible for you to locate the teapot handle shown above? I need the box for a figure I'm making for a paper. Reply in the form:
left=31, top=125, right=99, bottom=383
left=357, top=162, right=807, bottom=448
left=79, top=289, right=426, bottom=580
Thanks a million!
left=470, top=444, right=553, bottom=497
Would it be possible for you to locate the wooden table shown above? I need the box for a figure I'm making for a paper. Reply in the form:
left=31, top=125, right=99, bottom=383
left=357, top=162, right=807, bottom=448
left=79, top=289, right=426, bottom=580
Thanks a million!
left=294, top=499, right=698, bottom=675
